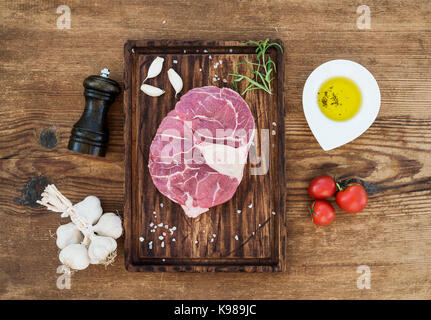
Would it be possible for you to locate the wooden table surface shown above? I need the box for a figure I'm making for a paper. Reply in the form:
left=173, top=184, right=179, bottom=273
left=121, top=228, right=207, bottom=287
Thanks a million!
left=1, top=0, right=430, bottom=299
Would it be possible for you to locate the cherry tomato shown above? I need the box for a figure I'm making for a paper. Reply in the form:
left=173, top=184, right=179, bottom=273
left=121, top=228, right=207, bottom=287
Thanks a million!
left=336, top=184, right=368, bottom=213
left=308, top=175, right=336, bottom=199
left=308, top=200, right=335, bottom=226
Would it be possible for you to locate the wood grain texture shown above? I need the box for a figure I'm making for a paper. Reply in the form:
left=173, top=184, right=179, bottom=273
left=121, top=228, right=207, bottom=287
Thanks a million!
left=0, top=0, right=430, bottom=298
left=124, top=40, right=286, bottom=272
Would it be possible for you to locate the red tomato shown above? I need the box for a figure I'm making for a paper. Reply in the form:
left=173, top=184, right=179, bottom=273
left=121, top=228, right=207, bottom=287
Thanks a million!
left=308, top=175, right=336, bottom=199
left=308, top=200, right=335, bottom=226
left=336, top=184, right=368, bottom=213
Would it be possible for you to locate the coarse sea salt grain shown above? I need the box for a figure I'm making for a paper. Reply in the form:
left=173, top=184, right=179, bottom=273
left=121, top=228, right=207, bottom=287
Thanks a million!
left=223, top=79, right=228, bottom=83
left=272, top=122, right=277, bottom=126
left=149, top=241, right=153, bottom=249
left=252, top=232, right=255, bottom=235
left=152, top=211, right=156, bottom=215
left=213, top=234, right=216, bottom=238
left=158, top=222, right=163, bottom=227
left=234, top=235, right=239, bottom=241
left=272, top=211, right=276, bottom=215
left=149, top=222, right=154, bottom=227
left=162, top=232, right=166, bottom=236
left=139, top=237, right=144, bottom=242
left=199, top=68, right=202, bottom=72
left=203, top=49, right=208, bottom=53
left=272, top=130, right=276, bottom=135
left=248, top=203, right=253, bottom=208
left=237, top=209, right=241, bottom=214
left=162, top=20, right=166, bottom=24
left=210, top=238, right=214, bottom=243
left=172, top=226, right=176, bottom=231
left=160, top=203, right=164, bottom=208
left=173, top=60, right=178, bottom=64
left=219, top=60, right=223, bottom=65
left=195, top=240, right=198, bottom=244
left=258, top=224, right=262, bottom=227
left=161, top=241, right=165, bottom=248
left=162, top=258, right=166, bottom=262
left=159, top=235, right=164, bottom=240
left=184, top=50, right=187, bottom=53
left=229, top=48, right=233, bottom=53
left=209, top=55, right=212, bottom=59
left=172, top=238, right=176, bottom=242
left=165, top=225, right=169, bottom=229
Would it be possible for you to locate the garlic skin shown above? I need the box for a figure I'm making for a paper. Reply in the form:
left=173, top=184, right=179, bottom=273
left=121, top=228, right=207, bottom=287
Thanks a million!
left=56, top=222, right=84, bottom=249
left=93, top=212, right=123, bottom=239
left=144, top=56, right=164, bottom=82
left=167, top=68, right=183, bottom=97
left=73, top=196, right=103, bottom=225
left=59, top=243, right=90, bottom=270
left=141, top=84, right=165, bottom=97
left=88, top=235, right=117, bottom=264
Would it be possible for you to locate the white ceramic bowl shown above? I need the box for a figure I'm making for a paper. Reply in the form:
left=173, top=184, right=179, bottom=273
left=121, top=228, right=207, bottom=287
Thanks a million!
left=302, top=59, right=381, bottom=151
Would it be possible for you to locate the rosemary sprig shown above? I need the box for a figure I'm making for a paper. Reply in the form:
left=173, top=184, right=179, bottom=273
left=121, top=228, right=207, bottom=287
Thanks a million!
left=229, top=39, right=283, bottom=96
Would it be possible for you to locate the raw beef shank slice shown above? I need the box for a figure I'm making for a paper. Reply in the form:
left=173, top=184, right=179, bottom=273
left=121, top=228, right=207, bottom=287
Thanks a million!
left=148, top=86, right=255, bottom=218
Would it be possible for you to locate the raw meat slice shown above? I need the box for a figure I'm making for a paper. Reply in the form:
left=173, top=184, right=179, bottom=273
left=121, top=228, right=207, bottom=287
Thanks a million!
left=148, top=86, right=255, bottom=218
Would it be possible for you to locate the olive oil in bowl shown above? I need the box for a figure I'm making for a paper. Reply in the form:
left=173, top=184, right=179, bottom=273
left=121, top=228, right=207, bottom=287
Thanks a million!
left=317, top=77, right=362, bottom=121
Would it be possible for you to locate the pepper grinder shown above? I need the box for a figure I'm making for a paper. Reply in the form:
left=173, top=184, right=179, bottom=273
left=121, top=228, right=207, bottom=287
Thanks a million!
left=68, top=68, right=121, bottom=157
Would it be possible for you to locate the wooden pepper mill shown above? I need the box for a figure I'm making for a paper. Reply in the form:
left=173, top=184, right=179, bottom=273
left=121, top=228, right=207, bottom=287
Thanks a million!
left=68, top=68, right=121, bottom=157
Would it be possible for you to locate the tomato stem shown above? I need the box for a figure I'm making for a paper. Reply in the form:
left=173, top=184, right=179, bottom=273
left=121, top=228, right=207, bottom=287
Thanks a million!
left=308, top=201, right=317, bottom=222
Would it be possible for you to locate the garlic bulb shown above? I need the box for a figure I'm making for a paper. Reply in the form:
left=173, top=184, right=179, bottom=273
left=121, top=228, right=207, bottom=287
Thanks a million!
left=144, top=56, right=164, bottom=82
left=56, top=222, right=84, bottom=249
left=167, top=68, right=183, bottom=97
left=59, top=243, right=90, bottom=270
left=141, top=84, right=165, bottom=97
left=38, top=184, right=123, bottom=273
left=87, top=235, right=117, bottom=264
left=93, top=212, right=123, bottom=239
left=73, top=196, right=103, bottom=225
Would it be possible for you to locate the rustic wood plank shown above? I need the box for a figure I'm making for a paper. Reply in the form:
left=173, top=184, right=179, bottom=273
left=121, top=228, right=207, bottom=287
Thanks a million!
left=0, top=0, right=430, bottom=298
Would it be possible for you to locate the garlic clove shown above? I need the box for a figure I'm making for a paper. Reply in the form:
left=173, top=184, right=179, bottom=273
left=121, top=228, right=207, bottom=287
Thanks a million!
left=87, top=235, right=117, bottom=265
left=73, top=196, right=103, bottom=225
left=144, top=56, right=164, bottom=82
left=93, top=212, right=123, bottom=239
left=140, top=84, right=165, bottom=97
left=59, top=243, right=90, bottom=270
left=167, top=68, right=183, bottom=97
left=56, top=222, right=84, bottom=249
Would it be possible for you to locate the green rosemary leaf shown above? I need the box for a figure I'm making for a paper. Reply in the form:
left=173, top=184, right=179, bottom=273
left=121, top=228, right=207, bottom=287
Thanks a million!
left=230, top=39, right=282, bottom=95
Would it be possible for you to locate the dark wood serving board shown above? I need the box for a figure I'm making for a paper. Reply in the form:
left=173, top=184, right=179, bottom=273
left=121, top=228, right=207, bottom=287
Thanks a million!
left=123, top=40, right=286, bottom=272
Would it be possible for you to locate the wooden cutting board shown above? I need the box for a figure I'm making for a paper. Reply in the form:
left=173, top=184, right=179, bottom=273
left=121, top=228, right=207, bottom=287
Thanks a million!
left=123, top=40, right=286, bottom=272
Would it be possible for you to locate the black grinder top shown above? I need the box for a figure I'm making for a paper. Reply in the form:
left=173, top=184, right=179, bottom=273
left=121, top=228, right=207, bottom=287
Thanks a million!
left=68, top=68, right=121, bottom=157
